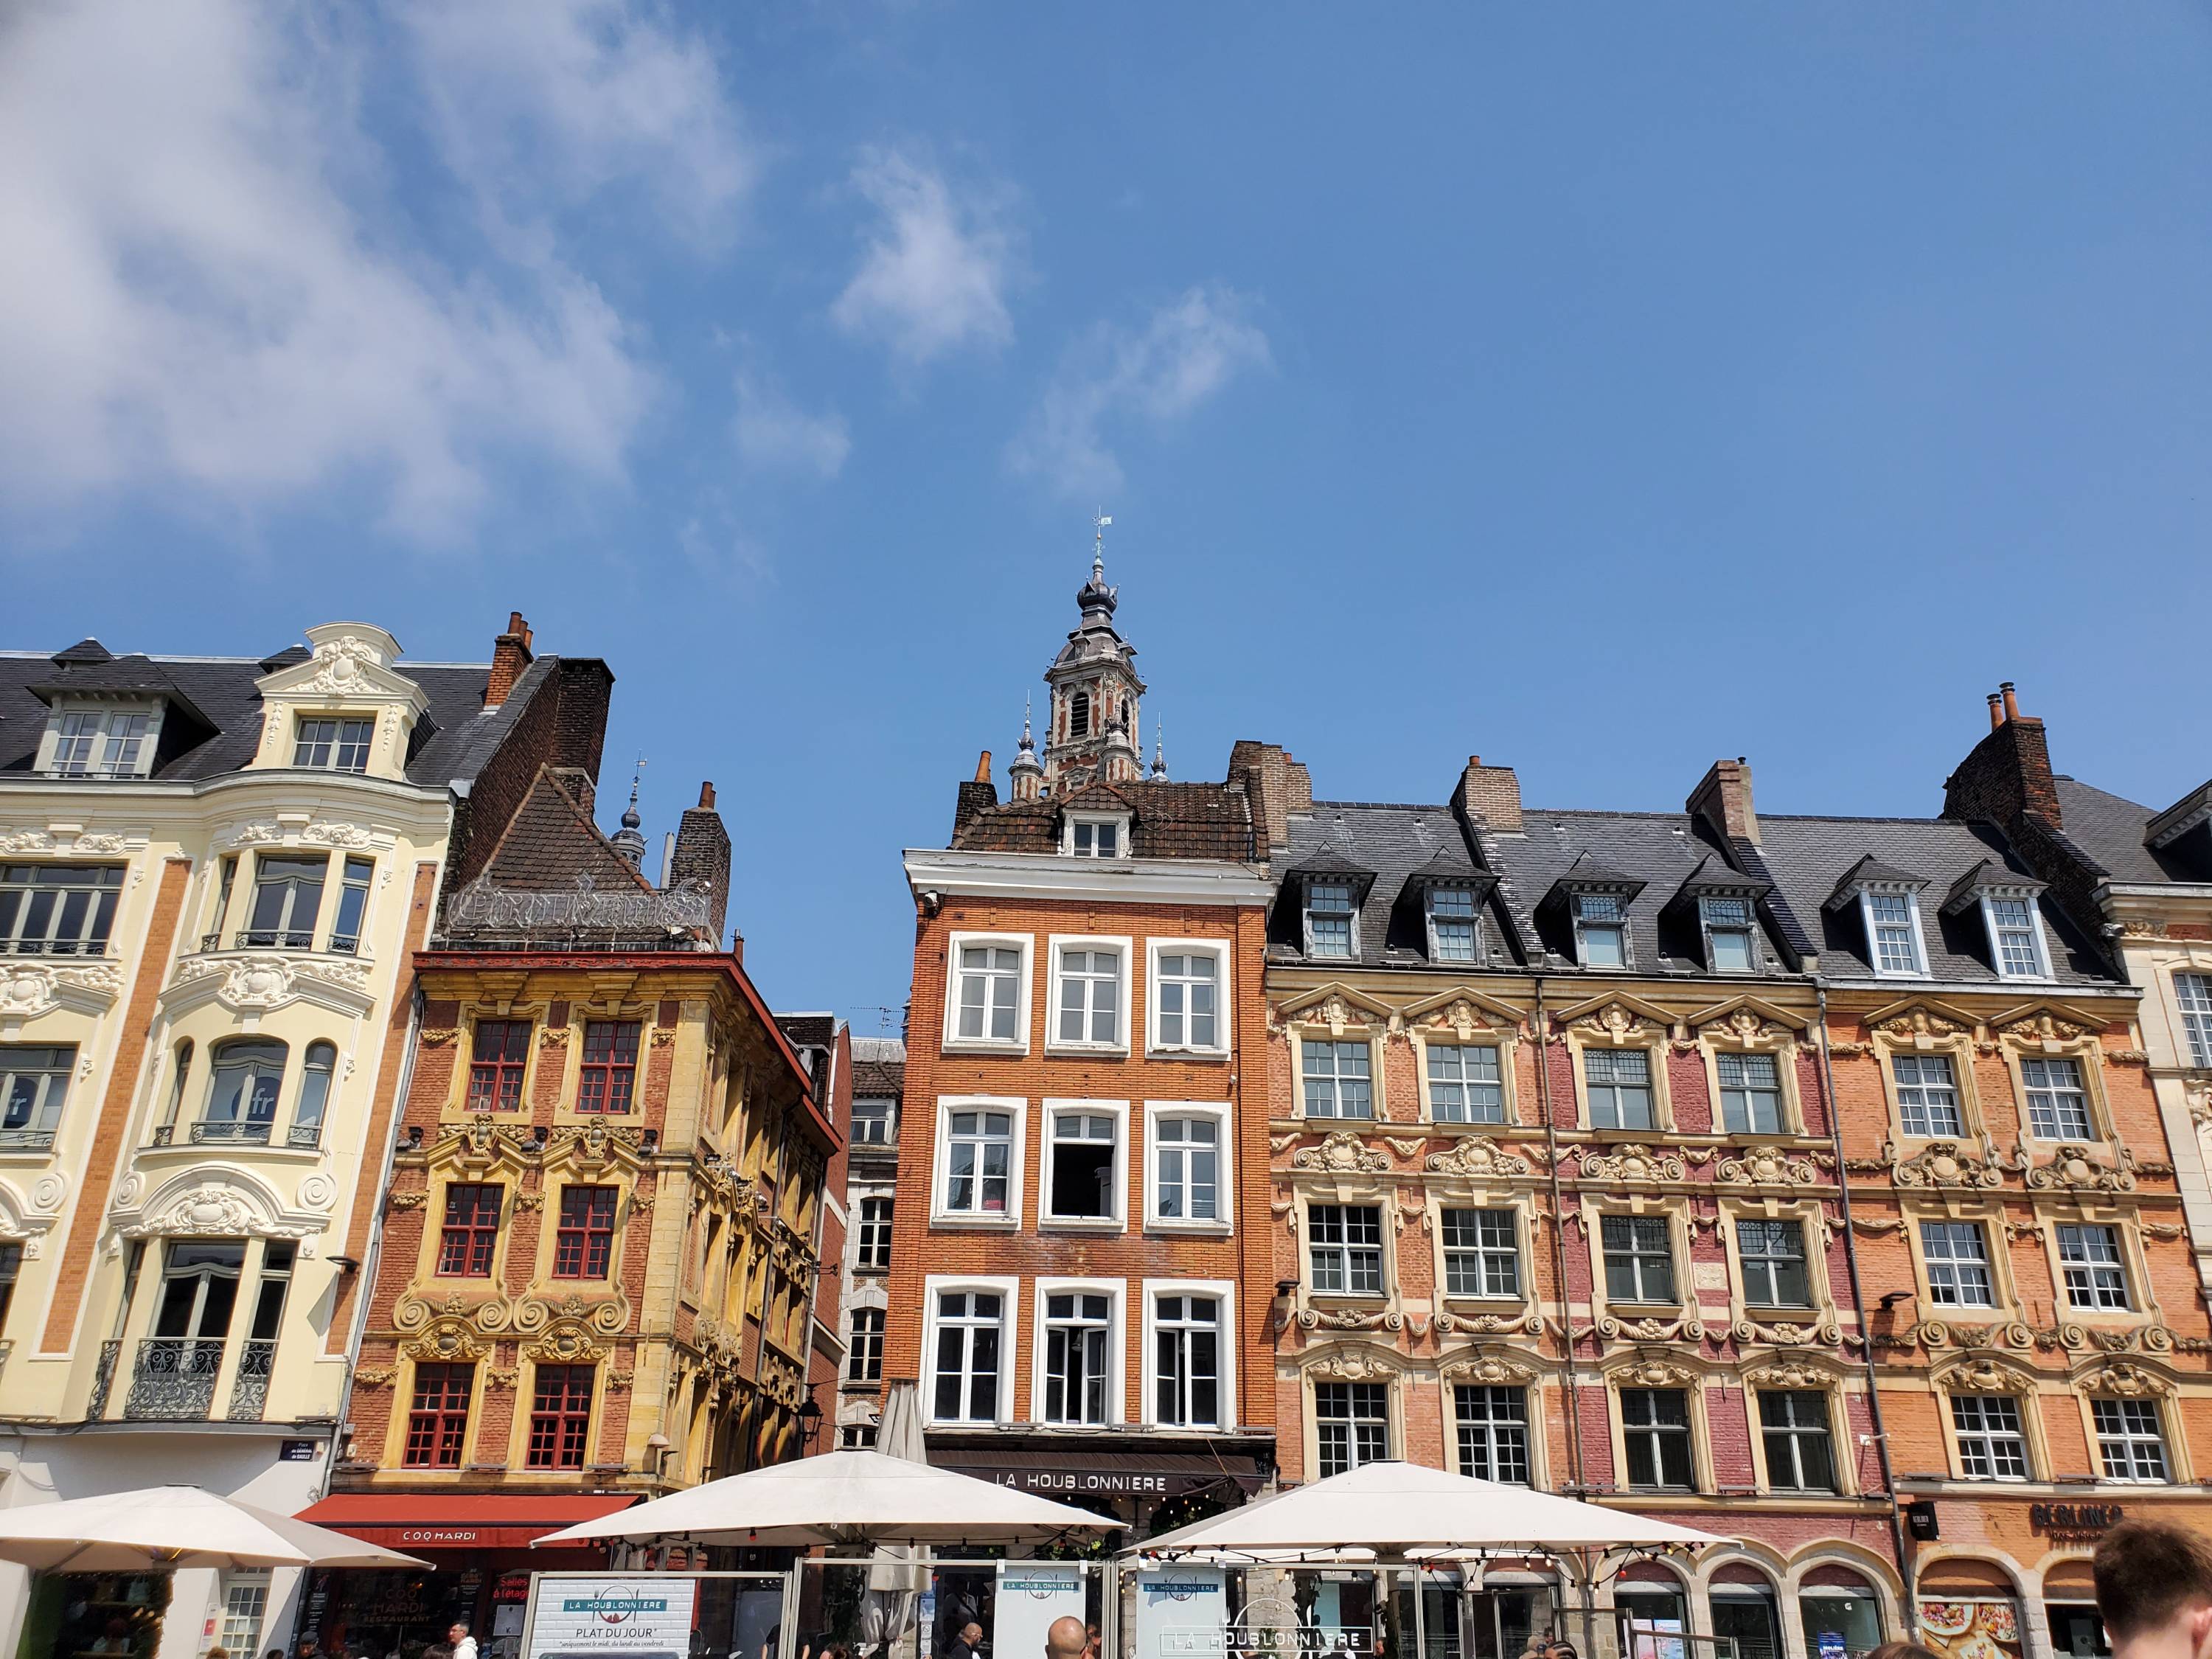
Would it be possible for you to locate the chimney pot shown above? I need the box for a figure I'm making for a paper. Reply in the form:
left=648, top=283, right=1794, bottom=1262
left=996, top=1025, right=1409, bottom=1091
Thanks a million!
left=2000, top=682, right=2020, bottom=723
left=1468, top=755, right=1481, bottom=768
left=507, top=611, right=526, bottom=633
left=698, top=782, right=716, bottom=810
left=974, top=750, right=992, bottom=784
left=1988, top=692, right=2004, bottom=731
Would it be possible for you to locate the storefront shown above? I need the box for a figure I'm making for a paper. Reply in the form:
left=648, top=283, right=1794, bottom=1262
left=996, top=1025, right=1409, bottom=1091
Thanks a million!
left=926, top=1438, right=1270, bottom=1538
left=16, top=1572, right=171, bottom=1659
left=294, top=1495, right=638, bottom=1659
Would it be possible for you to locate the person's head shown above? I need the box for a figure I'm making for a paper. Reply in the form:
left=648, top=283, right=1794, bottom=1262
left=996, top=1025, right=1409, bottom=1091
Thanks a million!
left=960, top=1626, right=982, bottom=1650
left=448, top=1629, right=469, bottom=1646
left=1865, top=1644, right=1940, bottom=1659
left=208, top=1646, right=230, bottom=1659
left=2098, top=1520, right=2212, bottom=1659
left=1046, top=1618, right=1088, bottom=1659
left=297, top=1640, right=319, bottom=1658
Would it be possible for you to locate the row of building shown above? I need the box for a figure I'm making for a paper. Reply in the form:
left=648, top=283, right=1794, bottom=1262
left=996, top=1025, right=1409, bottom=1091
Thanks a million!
left=846, top=547, right=2212, bottom=1659
left=0, top=616, right=848, bottom=1659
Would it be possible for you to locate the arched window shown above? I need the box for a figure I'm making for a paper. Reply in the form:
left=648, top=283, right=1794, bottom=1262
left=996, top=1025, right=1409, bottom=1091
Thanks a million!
left=293, top=1042, right=336, bottom=1148
left=204, top=1039, right=288, bottom=1144
left=1710, top=1568, right=1782, bottom=1659
left=1068, top=689, right=1091, bottom=739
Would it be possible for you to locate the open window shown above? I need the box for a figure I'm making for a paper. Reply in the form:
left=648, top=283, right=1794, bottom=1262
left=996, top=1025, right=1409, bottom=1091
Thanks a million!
left=1043, top=1105, right=1124, bottom=1225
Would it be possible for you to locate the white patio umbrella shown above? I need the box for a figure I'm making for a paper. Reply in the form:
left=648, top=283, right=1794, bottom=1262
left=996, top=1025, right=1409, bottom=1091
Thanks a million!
left=859, top=1383, right=928, bottom=1657
left=535, top=1448, right=1114, bottom=1549
left=0, top=1486, right=428, bottom=1573
left=1138, top=1461, right=1724, bottom=1558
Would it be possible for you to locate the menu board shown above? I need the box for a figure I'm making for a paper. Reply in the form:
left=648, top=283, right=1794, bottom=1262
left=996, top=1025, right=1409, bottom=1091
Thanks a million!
left=528, top=1578, right=701, bottom=1659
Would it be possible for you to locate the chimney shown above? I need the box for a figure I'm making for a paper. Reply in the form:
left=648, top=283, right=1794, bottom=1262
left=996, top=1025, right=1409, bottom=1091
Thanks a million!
left=1450, top=754, right=1523, bottom=832
left=1228, top=741, right=1314, bottom=858
left=953, top=751, right=1000, bottom=839
left=1687, top=757, right=1759, bottom=845
left=1987, top=692, right=2003, bottom=731
left=486, top=611, right=534, bottom=707
left=973, top=751, right=992, bottom=783
left=1943, top=683, right=2062, bottom=830
left=669, top=781, right=732, bottom=946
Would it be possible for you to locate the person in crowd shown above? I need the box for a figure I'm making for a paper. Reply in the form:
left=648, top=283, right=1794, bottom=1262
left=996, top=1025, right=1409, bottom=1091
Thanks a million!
left=1865, top=1644, right=1941, bottom=1659
left=447, top=1624, right=477, bottom=1659
left=206, top=1646, right=229, bottom=1659
left=947, top=1622, right=984, bottom=1659
left=2096, top=1519, right=2212, bottom=1659
left=1046, top=1620, right=1087, bottom=1659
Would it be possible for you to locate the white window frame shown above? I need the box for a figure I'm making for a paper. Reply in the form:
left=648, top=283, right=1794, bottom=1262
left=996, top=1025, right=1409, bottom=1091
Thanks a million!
left=41, top=702, right=164, bottom=779
left=1892, top=1051, right=1965, bottom=1138
left=1425, top=1041, right=1507, bottom=1125
left=2092, top=1397, right=2171, bottom=1483
left=2056, top=1222, right=2132, bottom=1312
left=1031, top=1276, right=1124, bottom=1428
left=1921, top=1219, right=1995, bottom=1308
left=1046, top=934, right=1131, bottom=1055
left=922, top=1273, right=1019, bottom=1426
left=1143, top=1102, right=1232, bottom=1234
left=1141, top=1278, right=1236, bottom=1430
left=929, top=1096, right=1028, bottom=1229
left=1147, top=939, right=1232, bottom=1057
left=1439, top=1206, right=1522, bottom=1301
left=2021, top=1054, right=2096, bottom=1141
left=1572, top=891, right=1632, bottom=969
left=1979, top=893, right=2051, bottom=980
left=1062, top=814, right=1132, bottom=859
left=1698, top=895, right=1759, bottom=974
left=1858, top=887, right=1930, bottom=978
left=1951, top=1393, right=2031, bottom=1481
left=1307, top=1201, right=1388, bottom=1296
left=1304, top=879, right=1357, bottom=959
left=1037, top=1097, right=1128, bottom=1231
left=1426, top=886, right=1481, bottom=963
left=2177, top=973, right=2212, bottom=1068
left=942, top=932, right=1032, bottom=1055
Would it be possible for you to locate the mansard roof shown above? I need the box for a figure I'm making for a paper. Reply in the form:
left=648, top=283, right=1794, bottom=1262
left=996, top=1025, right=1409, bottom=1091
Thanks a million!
left=949, top=779, right=1254, bottom=860
left=2053, top=776, right=2212, bottom=885
left=0, top=640, right=563, bottom=788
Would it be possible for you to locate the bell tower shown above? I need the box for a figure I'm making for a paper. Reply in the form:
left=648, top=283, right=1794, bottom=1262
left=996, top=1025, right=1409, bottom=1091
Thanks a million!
left=1042, top=515, right=1145, bottom=792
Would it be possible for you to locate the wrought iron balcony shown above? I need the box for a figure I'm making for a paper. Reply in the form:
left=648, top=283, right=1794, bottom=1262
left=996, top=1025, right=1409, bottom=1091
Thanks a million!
left=328, top=933, right=361, bottom=956
left=285, top=1124, right=321, bottom=1150
left=0, top=1128, right=56, bottom=1152
left=234, top=929, right=316, bottom=950
left=87, top=1339, right=120, bottom=1421
left=192, top=1120, right=273, bottom=1146
left=2, top=939, right=111, bottom=958
left=226, top=1339, right=276, bottom=1422
left=124, top=1337, right=225, bottom=1420
left=150, top=1125, right=173, bottom=1147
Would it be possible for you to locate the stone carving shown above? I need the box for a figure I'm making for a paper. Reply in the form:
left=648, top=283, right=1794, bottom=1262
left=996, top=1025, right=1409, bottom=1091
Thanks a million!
left=2091, top=1362, right=2171, bottom=1398
left=1598, top=1314, right=1705, bottom=1343
left=0, top=961, right=124, bottom=1018
left=300, top=633, right=386, bottom=692
left=230, top=823, right=283, bottom=846
left=145, top=1183, right=257, bottom=1236
left=1716, top=1146, right=1818, bottom=1186
left=297, top=1173, right=337, bottom=1209
left=351, top=1367, right=394, bottom=1389
left=1267, top=1133, right=1300, bottom=1153
left=1575, top=1005, right=1653, bottom=1043
left=1291, top=1132, right=1391, bottom=1175
left=29, top=1173, right=67, bottom=1212
left=1440, top=1353, right=1537, bottom=1385
left=1306, top=1349, right=1397, bottom=1382
left=2001, top=1012, right=2093, bottom=1044
left=1383, top=1137, right=1427, bottom=1160
left=2022, top=1143, right=2135, bottom=1194
left=1848, top=1214, right=1902, bottom=1234
left=2142, top=1222, right=2186, bottom=1243
left=72, top=834, right=126, bottom=853
left=173, top=953, right=369, bottom=1012
left=1580, top=1144, right=1686, bottom=1183
left=2107, top=1049, right=2149, bottom=1065
left=1433, top=1308, right=1544, bottom=1337
left=0, top=832, right=55, bottom=854
left=1731, top=1318, right=1842, bottom=1348
left=420, top=1029, right=459, bottom=1047
left=386, top=1189, right=426, bottom=1211
left=1743, top=1358, right=1834, bottom=1389
left=1888, top=1138, right=2004, bottom=1189
left=302, top=821, right=375, bottom=848
left=1425, top=1138, right=1531, bottom=1178
left=1610, top=1357, right=1697, bottom=1387
left=1878, top=1006, right=1964, bottom=1040
left=1944, top=1357, right=2034, bottom=1395
left=1298, top=1307, right=1402, bottom=1332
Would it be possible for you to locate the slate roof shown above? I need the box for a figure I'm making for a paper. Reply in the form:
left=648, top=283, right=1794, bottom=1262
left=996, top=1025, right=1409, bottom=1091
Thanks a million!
left=1272, top=795, right=2120, bottom=989
left=473, top=767, right=653, bottom=895
left=2053, top=776, right=2212, bottom=885
left=952, top=780, right=1254, bottom=860
left=0, top=640, right=557, bottom=788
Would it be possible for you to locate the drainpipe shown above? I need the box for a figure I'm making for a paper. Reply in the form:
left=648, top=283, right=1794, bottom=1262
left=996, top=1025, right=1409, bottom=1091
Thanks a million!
left=1814, top=981, right=1916, bottom=1636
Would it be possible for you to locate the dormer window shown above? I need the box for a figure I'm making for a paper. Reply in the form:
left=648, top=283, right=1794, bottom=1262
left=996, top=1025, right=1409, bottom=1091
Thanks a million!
left=1307, top=882, right=1355, bottom=959
left=44, top=706, right=157, bottom=779
left=1985, top=897, right=2047, bottom=979
left=1065, top=815, right=1127, bottom=858
left=1427, top=887, right=1479, bottom=962
left=294, top=717, right=375, bottom=773
left=1700, top=897, right=1757, bottom=973
left=1574, top=894, right=1627, bottom=967
left=1864, top=894, right=1924, bottom=975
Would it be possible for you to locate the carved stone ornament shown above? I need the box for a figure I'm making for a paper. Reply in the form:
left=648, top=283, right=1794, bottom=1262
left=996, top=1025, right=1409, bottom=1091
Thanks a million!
left=1298, top=1307, right=1403, bottom=1332
left=301, top=821, right=375, bottom=848
left=1433, top=1308, right=1544, bottom=1337
left=1743, top=1358, right=1833, bottom=1389
left=1878, top=1006, right=1964, bottom=1040
left=0, top=961, right=124, bottom=1018
left=525, top=1324, right=608, bottom=1366
left=2001, top=1012, right=2094, bottom=1045
left=1713, top=1009, right=1781, bottom=1043
left=1943, top=1356, right=2034, bottom=1395
left=1306, top=1349, right=1398, bottom=1382
left=1849, top=1214, right=1903, bottom=1234
left=171, top=953, right=371, bottom=1012
left=1291, top=1132, right=1391, bottom=1175
left=386, top=1189, right=427, bottom=1211
left=1717, top=1146, right=1819, bottom=1187
left=403, top=1318, right=487, bottom=1365
left=351, top=1367, right=394, bottom=1389
left=1430, top=999, right=1503, bottom=1040
left=1575, top=1004, right=1653, bottom=1043
left=1888, top=1138, right=2005, bottom=1189
left=2091, top=1362, right=2171, bottom=1398
left=1426, top=1138, right=1531, bottom=1178
left=2023, top=1143, right=2137, bottom=1194
left=1581, top=1144, right=1686, bottom=1183
left=1731, top=1318, right=1843, bottom=1348
left=1440, top=1352, right=1537, bottom=1385
left=420, top=1029, right=459, bottom=1047
left=486, top=1366, right=520, bottom=1391
left=1598, top=1314, right=1705, bottom=1343
left=0, top=831, right=55, bottom=855
left=1611, top=1357, right=1697, bottom=1388
left=1268, top=1133, right=1300, bottom=1154
left=540, top=1026, right=571, bottom=1048
left=2143, top=1222, right=2187, bottom=1243
left=1383, top=1137, right=1427, bottom=1160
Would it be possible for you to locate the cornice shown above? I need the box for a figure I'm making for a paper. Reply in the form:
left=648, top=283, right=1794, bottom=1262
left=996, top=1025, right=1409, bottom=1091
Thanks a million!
left=902, top=848, right=1274, bottom=906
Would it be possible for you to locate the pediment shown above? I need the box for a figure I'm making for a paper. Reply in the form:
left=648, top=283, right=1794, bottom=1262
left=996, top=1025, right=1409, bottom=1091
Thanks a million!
left=1399, top=986, right=1529, bottom=1036
left=254, top=624, right=428, bottom=710
left=1685, top=993, right=1809, bottom=1036
left=1550, top=989, right=1676, bottom=1037
left=1273, top=981, right=1396, bottom=1029
left=1859, top=995, right=1982, bottom=1037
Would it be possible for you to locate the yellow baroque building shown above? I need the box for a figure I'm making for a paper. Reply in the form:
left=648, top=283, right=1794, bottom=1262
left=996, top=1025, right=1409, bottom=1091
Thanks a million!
left=0, top=615, right=613, bottom=1659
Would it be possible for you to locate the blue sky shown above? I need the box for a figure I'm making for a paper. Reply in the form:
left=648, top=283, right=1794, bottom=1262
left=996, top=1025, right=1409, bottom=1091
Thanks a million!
left=4, top=3, right=2210, bottom=1029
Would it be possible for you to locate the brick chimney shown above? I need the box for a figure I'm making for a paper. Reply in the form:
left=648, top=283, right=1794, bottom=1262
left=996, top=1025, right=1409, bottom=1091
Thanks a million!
left=1450, top=755, right=1523, bottom=832
left=1687, top=757, right=1759, bottom=844
left=953, top=751, right=999, bottom=839
left=1228, top=740, right=1314, bottom=858
left=669, top=780, right=731, bottom=946
left=486, top=611, right=534, bottom=707
left=1943, top=682, right=2062, bottom=830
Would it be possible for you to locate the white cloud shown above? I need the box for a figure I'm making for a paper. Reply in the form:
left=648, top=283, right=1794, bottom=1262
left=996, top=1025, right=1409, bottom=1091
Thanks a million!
left=733, top=373, right=850, bottom=480
left=400, top=0, right=756, bottom=246
left=0, top=0, right=750, bottom=542
left=831, top=148, right=1016, bottom=366
left=1009, top=285, right=1271, bottom=496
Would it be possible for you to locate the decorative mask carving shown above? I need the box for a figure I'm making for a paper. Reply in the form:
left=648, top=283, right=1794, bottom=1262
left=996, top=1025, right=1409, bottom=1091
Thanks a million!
left=1580, top=1144, right=1686, bottom=1183
left=1290, top=1132, right=1391, bottom=1175
left=1426, top=1138, right=1531, bottom=1178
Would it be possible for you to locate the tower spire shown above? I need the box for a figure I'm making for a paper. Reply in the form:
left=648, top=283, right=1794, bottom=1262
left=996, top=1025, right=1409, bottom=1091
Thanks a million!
left=611, top=755, right=647, bottom=867
left=1092, top=508, right=1111, bottom=584
left=1009, top=695, right=1043, bottom=801
left=1151, top=717, right=1168, bottom=781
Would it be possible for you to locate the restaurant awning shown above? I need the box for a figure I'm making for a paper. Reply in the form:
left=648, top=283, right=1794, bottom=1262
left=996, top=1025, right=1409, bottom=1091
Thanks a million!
left=929, top=1447, right=1268, bottom=1501
left=296, top=1494, right=639, bottom=1552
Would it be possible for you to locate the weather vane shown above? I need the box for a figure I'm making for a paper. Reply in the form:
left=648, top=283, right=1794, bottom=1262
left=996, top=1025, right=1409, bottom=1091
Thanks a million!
left=1092, top=507, right=1112, bottom=580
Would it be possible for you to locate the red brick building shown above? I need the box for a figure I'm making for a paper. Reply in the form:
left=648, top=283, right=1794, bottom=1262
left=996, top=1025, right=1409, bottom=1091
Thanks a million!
left=882, top=552, right=1280, bottom=1531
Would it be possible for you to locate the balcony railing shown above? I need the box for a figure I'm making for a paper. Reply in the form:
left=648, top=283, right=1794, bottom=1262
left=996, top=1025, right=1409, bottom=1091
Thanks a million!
left=227, top=1339, right=276, bottom=1422
left=192, top=1120, right=273, bottom=1146
left=328, top=933, right=361, bottom=956
left=234, top=929, right=315, bottom=950
left=0, top=1128, right=56, bottom=1152
left=124, top=1338, right=225, bottom=1420
left=1, top=939, right=111, bottom=958
left=87, top=1339, right=120, bottom=1420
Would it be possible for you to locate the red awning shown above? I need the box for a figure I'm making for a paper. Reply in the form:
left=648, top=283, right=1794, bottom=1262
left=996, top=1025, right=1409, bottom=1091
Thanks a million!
left=297, top=1493, right=639, bottom=1552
